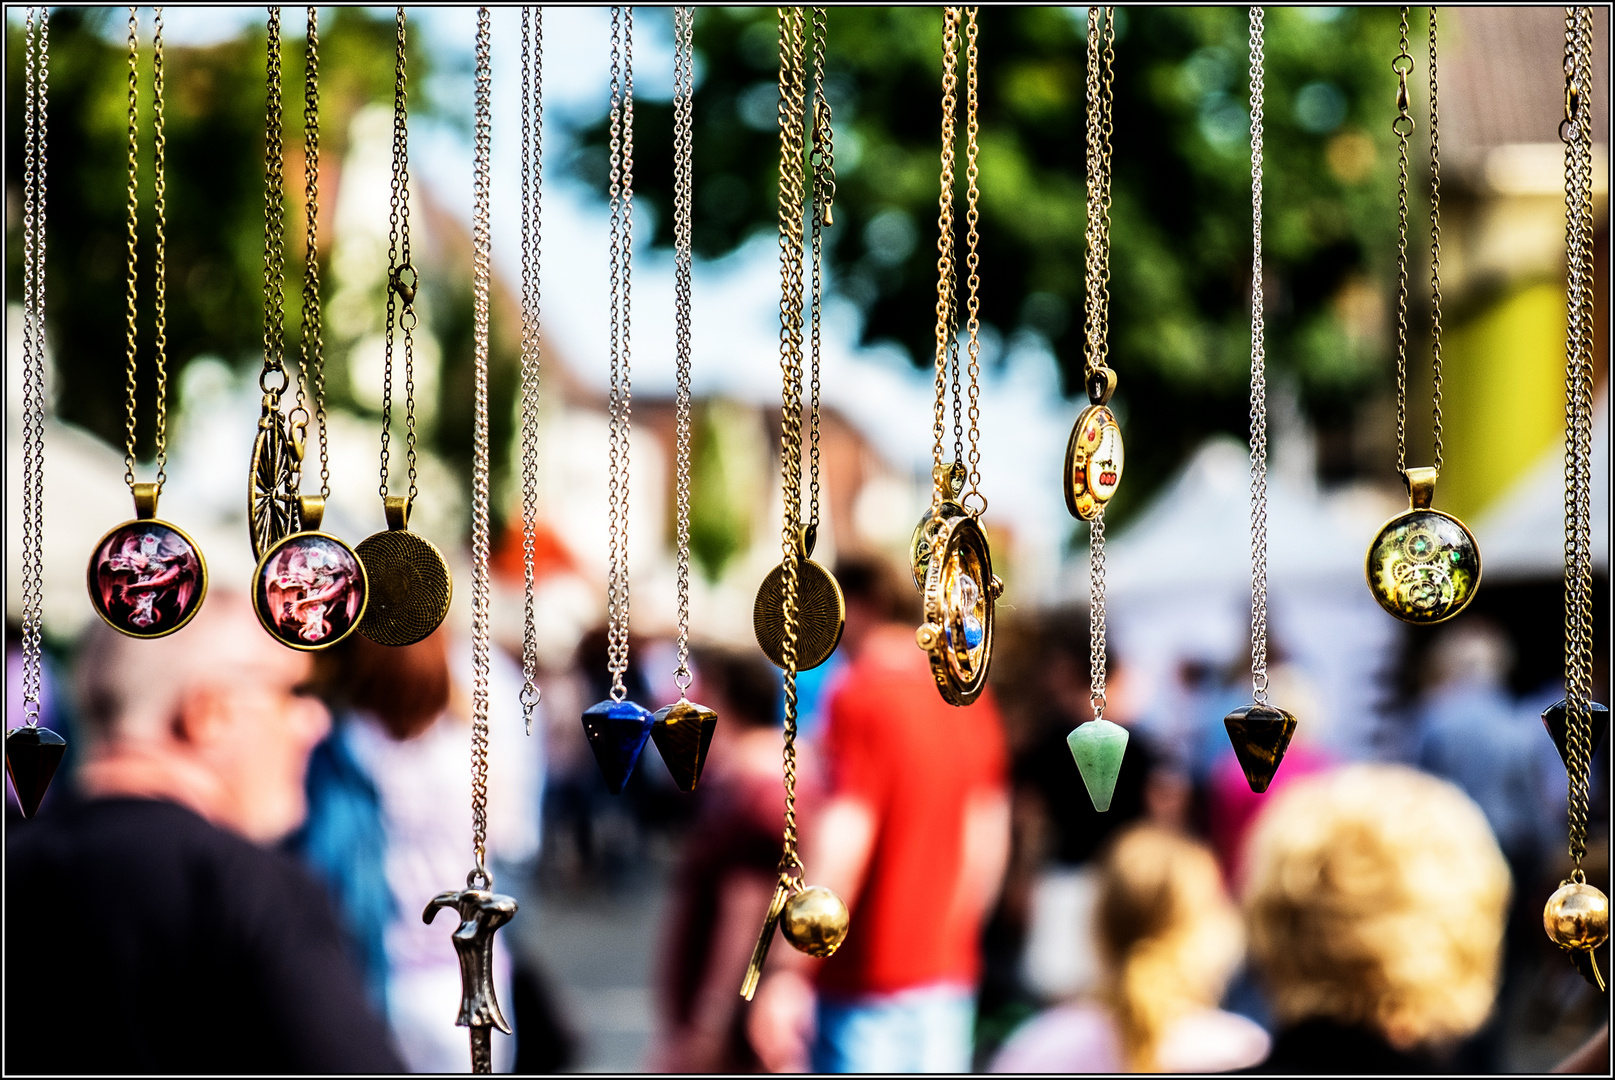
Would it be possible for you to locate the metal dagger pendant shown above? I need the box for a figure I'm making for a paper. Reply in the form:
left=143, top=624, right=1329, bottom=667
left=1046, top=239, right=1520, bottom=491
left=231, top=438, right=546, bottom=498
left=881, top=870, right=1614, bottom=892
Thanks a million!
left=424, top=879, right=519, bottom=1073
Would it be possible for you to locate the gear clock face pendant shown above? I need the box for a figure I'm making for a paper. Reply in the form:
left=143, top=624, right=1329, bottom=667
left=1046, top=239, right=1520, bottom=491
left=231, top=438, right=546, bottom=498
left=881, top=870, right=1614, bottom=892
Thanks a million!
left=1365, top=507, right=1480, bottom=624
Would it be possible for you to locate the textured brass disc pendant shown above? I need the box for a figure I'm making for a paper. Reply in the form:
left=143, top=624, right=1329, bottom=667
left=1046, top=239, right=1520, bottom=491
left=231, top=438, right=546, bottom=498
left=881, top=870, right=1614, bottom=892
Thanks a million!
left=650, top=699, right=718, bottom=793
left=910, top=463, right=969, bottom=590
left=356, top=496, right=451, bottom=647
left=1223, top=703, right=1298, bottom=794
left=1365, top=468, right=1480, bottom=624
left=87, top=484, right=209, bottom=639
left=253, top=499, right=368, bottom=651
left=915, top=512, right=1002, bottom=706
left=754, top=527, right=845, bottom=672
left=1064, top=366, right=1123, bottom=522
left=6, top=725, right=67, bottom=819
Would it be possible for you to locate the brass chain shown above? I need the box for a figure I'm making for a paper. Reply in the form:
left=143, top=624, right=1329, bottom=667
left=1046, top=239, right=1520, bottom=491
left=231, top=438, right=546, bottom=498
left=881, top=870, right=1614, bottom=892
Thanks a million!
left=605, top=6, right=636, bottom=702
left=299, top=6, right=329, bottom=498
left=20, top=6, right=49, bottom=724
left=123, top=8, right=169, bottom=491
left=1427, top=8, right=1443, bottom=474
left=469, top=4, right=494, bottom=882
left=1248, top=7, right=1269, bottom=704
left=808, top=7, right=831, bottom=535
left=1086, top=6, right=1115, bottom=720
left=776, top=5, right=808, bottom=885
left=1561, top=4, right=1596, bottom=872
left=673, top=6, right=696, bottom=692
left=962, top=8, right=984, bottom=513
left=152, top=9, right=168, bottom=489
left=519, top=5, right=545, bottom=733
left=263, top=9, right=288, bottom=392
left=380, top=7, right=418, bottom=502
left=930, top=8, right=960, bottom=505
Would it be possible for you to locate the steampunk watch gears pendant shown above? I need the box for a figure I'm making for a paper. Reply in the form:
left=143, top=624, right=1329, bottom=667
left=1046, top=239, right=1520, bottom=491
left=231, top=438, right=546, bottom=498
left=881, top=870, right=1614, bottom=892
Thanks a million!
left=88, top=9, right=209, bottom=641
left=1365, top=7, right=1480, bottom=625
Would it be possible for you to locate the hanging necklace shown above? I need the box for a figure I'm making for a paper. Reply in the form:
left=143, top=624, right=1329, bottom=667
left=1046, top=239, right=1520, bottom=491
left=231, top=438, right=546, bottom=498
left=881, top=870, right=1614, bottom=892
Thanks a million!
left=1541, top=4, right=1609, bottom=994
left=251, top=8, right=369, bottom=652
left=355, top=7, right=453, bottom=649
left=1365, top=8, right=1480, bottom=625
left=1065, top=6, right=1128, bottom=812
left=423, top=14, right=516, bottom=1074
left=914, top=7, right=1002, bottom=708
left=742, top=10, right=850, bottom=1003
left=7, top=6, right=66, bottom=818
left=650, top=7, right=719, bottom=793
left=1222, top=8, right=1298, bottom=795
left=87, top=7, right=209, bottom=641
left=581, top=7, right=657, bottom=796
left=517, top=5, right=544, bottom=736
left=752, top=6, right=845, bottom=675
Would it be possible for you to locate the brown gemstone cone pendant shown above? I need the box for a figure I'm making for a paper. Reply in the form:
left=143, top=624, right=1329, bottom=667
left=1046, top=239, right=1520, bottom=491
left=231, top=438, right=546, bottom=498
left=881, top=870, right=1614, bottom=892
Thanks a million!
left=1224, top=703, right=1298, bottom=793
left=6, top=725, right=67, bottom=818
left=1541, top=700, right=1610, bottom=772
left=651, top=699, right=718, bottom=792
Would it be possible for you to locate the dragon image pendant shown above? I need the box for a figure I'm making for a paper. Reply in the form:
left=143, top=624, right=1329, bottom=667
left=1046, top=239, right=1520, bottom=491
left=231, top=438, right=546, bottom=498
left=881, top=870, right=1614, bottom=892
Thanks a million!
left=87, top=485, right=208, bottom=639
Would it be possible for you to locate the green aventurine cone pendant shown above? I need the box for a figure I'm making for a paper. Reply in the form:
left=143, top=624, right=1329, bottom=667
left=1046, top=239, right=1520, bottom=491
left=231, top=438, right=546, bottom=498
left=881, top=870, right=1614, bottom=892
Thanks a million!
left=6, top=725, right=67, bottom=819
left=1224, top=703, right=1299, bottom=794
left=650, top=699, right=718, bottom=792
left=1068, top=719, right=1128, bottom=812
left=1541, top=700, right=1610, bottom=772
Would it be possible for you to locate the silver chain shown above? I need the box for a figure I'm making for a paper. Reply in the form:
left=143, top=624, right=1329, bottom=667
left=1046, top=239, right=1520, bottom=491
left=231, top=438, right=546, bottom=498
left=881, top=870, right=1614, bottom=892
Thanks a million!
left=380, top=6, right=418, bottom=503
left=518, top=6, right=544, bottom=734
left=1248, top=7, right=1269, bottom=704
left=606, top=7, right=635, bottom=702
left=671, top=6, right=695, bottom=694
left=1086, top=7, right=1115, bottom=721
left=469, top=5, right=494, bottom=881
left=20, top=7, right=49, bottom=726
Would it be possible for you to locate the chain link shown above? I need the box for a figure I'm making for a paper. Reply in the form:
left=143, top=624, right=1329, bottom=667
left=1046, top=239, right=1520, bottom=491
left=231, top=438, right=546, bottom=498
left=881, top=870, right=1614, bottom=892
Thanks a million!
left=519, top=6, right=545, bottom=733
left=469, top=5, right=494, bottom=878
left=152, top=9, right=168, bottom=488
left=931, top=9, right=959, bottom=495
left=20, top=7, right=49, bottom=724
left=1248, top=8, right=1269, bottom=704
left=380, top=7, right=418, bottom=502
left=605, top=7, right=636, bottom=702
left=962, top=8, right=985, bottom=515
left=301, top=6, right=329, bottom=498
left=672, top=6, right=696, bottom=693
left=263, top=9, right=287, bottom=389
left=808, top=7, right=831, bottom=536
left=121, top=7, right=168, bottom=492
left=1427, top=8, right=1443, bottom=475
left=1086, top=7, right=1115, bottom=720
left=123, top=8, right=140, bottom=488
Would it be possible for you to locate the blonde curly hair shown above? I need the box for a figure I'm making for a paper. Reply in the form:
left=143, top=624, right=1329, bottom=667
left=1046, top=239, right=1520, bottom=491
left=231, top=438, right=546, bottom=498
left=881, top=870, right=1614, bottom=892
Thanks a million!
left=1241, top=764, right=1511, bottom=1049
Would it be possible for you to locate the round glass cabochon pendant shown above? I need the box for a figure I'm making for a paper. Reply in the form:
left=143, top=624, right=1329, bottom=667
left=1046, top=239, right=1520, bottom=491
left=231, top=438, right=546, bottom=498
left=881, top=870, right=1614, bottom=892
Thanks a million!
left=1064, top=404, right=1123, bottom=521
left=253, top=532, right=369, bottom=650
left=1365, top=507, right=1480, bottom=624
left=87, top=519, right=209, bottom=638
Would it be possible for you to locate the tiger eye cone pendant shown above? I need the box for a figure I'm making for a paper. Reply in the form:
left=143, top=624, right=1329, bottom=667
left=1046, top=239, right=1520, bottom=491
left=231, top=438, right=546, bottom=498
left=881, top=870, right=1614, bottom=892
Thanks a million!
left=650, top=700, right=718, bottom=792
left=1224, top=703, right=1298, bottom=793
left=1067, top=719, right=1128, bottom=812
left=6, top=726, right=66, bottom=819
left=1541, top=700, right=1610, bottom=772
left=582, top=699, right=654, bottom=795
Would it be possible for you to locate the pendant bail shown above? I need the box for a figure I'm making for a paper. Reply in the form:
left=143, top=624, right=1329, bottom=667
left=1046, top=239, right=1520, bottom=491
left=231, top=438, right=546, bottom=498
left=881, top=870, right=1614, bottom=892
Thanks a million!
left=299, top=495, right=326, bottom=531
left=1404, top=466, right=1437, bottom=509
left=798, top=523, right=816, bottom=561
left=133, top=482, right=159, bottom=521
left=385, top=495, right=412, bottom=531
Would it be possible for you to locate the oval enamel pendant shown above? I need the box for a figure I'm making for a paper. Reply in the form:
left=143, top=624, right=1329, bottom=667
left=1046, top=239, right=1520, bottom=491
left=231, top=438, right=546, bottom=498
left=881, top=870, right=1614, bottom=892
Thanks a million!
left=356, top=497, right=452, bottom=647
left=915, top=513, right=1002, bottom=706
left=1365, top=508, right=1480, bottom=624
left=254, top=530, right=369, bottom=651
left=1065, top=369, right=1124, bottom=521
left=87, top=488, right=208, bottom=639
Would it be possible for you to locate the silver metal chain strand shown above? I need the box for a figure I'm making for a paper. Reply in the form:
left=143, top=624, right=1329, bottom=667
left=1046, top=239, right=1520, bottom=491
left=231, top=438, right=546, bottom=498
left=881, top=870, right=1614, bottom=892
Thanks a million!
left=606, top=7, right=636, bottom=702
left=1248, top=8, right=1269, bottom=704
left=519, top=6, right=544, bottom=733
left=1090, top=510, right=1108, bottom=719
left=1085, top=7, right=1114, bottom=719
left=470, top=6, right=493, bottom=878
left=380, top=7, right=416, bottom=500
left=672, top=6, right=695, bottom=692
left=21, top=7, right=48, bottom=724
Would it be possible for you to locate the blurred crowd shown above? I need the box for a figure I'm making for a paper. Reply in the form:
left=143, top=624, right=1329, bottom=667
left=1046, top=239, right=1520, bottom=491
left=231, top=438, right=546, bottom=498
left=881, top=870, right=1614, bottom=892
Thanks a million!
left=5, top=550, right=1609, bottom=1074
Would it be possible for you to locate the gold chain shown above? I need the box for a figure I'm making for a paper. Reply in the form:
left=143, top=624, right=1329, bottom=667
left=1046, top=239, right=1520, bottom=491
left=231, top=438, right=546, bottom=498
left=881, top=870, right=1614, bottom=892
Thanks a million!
left=808, top=7, right=831, bottom=534
left=1391, top=8, right=1442, bottom=477
left=123, top=7, right=168, bottom=492
left=263, top=9, right=287, bottom=391
left=380, top=7, right=418, bottom=502
left=962, top=9, right=984, bottom=513
left=930, top=9, right=959, bottom=498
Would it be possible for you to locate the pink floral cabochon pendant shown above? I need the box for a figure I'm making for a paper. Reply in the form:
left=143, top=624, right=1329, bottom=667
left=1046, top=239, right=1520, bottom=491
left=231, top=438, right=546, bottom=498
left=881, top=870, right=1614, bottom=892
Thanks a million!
left=87, top=519, right=208, bottom=638
left=253, top=531, right=369, bottom=650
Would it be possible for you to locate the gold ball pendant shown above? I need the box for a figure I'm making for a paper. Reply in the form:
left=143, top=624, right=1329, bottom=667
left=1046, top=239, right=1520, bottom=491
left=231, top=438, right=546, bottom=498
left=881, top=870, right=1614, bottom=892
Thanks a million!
left=1544, top=881, right=1611, bottom=951
left=781, top=885, right=850, bottom=958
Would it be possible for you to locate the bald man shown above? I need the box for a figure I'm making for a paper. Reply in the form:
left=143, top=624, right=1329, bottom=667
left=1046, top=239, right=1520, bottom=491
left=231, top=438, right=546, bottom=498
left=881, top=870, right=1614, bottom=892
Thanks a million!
left=6, top=594, right=403, bottom=1074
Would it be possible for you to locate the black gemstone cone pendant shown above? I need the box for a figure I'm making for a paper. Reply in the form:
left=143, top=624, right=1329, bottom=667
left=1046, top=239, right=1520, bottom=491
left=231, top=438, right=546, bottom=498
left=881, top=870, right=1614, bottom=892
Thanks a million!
left=651, top=699, right=718, bottom=792
left=1541, top=700, right=1610, bottom=772
left=1224, top=703, right=1298, bottom=794
left=6, top=725, right=67, bottom=819
left=582, top=699, right=655, bottom=795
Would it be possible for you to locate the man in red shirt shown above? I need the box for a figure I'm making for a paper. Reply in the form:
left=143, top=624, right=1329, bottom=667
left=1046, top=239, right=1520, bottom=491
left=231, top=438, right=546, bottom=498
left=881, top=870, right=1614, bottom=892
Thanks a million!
left=750, top=556, right=1011, bottom=1072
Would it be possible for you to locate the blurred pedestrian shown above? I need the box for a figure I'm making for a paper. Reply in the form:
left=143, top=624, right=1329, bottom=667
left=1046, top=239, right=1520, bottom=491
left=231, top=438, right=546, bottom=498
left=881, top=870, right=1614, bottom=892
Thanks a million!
left=650, top=647, right=798, bottom=1072
left=1241, top=764, right=1511, bottom=1073
left=749, top=555, right=1011, bottom=1073
left=5, top=594, right=401, bottom=1074
left=988, top=824, right=1269, bottom=1073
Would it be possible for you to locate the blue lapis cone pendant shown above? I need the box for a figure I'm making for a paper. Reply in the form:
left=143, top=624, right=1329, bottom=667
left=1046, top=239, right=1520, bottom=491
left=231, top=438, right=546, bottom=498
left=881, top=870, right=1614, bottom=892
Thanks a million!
left=582, top=698, right=655, bottom=795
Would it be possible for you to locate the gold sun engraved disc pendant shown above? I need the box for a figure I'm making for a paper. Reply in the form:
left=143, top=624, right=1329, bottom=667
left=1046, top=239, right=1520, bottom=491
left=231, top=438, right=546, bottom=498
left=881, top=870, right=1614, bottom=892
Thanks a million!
left=248, top=389, right=304, bottom=560
left=355, top=496, right=452, bottom=647
left=253, top=497, right=370, bottom=651
left=910, top=462, right=969, bottom=591
left=1064, top=366, right=1123, bottom=521
left=1364, top=467, right=1480, bottom=624
left=754, top=526, right=846, bottom=672
left=87, top=483, right=209, bottom=639
left=915, top=511, right=1003, bottom=706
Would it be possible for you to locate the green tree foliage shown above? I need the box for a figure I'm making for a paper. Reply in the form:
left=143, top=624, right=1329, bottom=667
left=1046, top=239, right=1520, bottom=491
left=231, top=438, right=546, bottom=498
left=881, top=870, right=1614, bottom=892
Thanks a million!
left=575, top=7, right=1405, bottom=519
